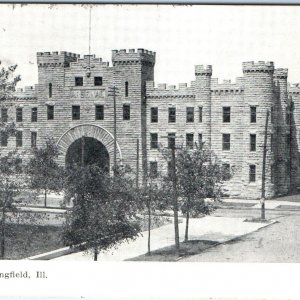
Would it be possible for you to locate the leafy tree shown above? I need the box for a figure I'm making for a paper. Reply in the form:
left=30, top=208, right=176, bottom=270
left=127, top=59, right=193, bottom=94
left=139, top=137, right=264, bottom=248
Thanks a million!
left=26, top=138, right=65, bottom=207
left=63, top=164, right=141, bottom=261
left=0, top=151, right=24, bottom=258
left=176, top=144, right=232, bottom=241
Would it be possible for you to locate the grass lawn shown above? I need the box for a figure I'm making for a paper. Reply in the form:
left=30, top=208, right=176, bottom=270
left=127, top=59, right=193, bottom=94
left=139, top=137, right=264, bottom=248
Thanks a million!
left=128, top=240, right=220, bottom=262
left=2, top=224, right=64, bottom=260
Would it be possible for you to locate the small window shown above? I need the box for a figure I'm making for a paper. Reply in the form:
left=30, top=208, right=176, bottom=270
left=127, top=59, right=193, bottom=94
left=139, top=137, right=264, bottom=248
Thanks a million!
left=1, top=108, right=8, bottom=122
left=31, top=131, right=37, bottom=148
left=123, top=104, right=130, bottom=120
left=16, top=107, right=22, bottom=122
left=250, top=106, right=256, bottom=123
left=72, top=106, right=80, bottom=120
left=222, top=134, right=230, bottom=151
left=0, top=132, right=8, bottom=147
left=150, top=133, right=158, bottom=149
left=149, top=161, right=158, bottom=178
left=49, top=83, right=52, bottom=98
left=222, top=163, right=230, bottom=181
left=75, top=77, right=83, bottom=86
left=47, top=105, right=54, bottom=120
left=198, top=133, right=203, bottom=149
left=16, top=131, right=22, bottom=147
left=199, top=107, right=203, bottom=123
left=168, top=107, right=176, bottom=123
left=31, top=107, right=37, bottom=122
left=168, top=133, right=175, bottom=149
left=223, top=107, right=231, bottom=123
left=186, top=133, right=194, bottom=149
left=151, top=107, right=158, bottom=123
left=186, top=107, right=194, bottom=123
left=95, top=105, right=104, bottom=120
left=125, top=81, right=129, bottom=97
left=94, top=77, right=103, bottom=86
left=249, top=165, right=256, bottom=182
left=250, top=134, right=256, bottom=151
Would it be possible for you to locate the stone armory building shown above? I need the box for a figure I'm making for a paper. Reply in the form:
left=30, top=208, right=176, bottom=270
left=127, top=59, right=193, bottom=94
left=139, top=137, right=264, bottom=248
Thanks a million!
left=1, top=48, right=300, bottom=199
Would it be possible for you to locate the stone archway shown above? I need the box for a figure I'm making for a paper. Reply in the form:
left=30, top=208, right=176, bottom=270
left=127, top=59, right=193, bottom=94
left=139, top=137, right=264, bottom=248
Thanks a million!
left=57, top=124, right=122, bottom=171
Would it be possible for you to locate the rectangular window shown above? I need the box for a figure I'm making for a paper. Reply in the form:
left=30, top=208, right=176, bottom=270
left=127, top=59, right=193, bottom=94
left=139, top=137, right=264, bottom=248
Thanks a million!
left=94, top=77, right=103, bottom=86
left=222, top=134, right=230, bottom=151
left=47, top=105, right=54, bottom=120
left=1, top=108, right=8, bottom=122
left=95, top=105, right=104, bottom=120
left=198, top=133, right=203, bottom=149
left=199, top=107, right=203, bottom=123
left=250, top=134, right=256, bottom=151
left=151, top=107, right=158, bottom=123
left=150, top=133, right=158, bottom=149
left=31, top=107, right=37, bottom=122
left=249, top=165, right=256, bottom=182
left=123, top=104, right=130, bottom=120
left=149, top=161, right=158, bottom=178
left=223, top=107, right=231, bottom=123
left=16, top=131, right=22, bottom=147
left=72, top=105, right=80, bottom=120
left=168, top=133, right=175, bottom=149
left=0, top=132, right=8, bottom=147
left=186, top=107, right=194, bottom=123
left=125, top=81, right=129, bottom=97
left=31, top=131, right=37, bottom=148
left=250, top=106, right=256, bottom=123
left=186, top=133, right=194, bottom=149
left=16, top=107, right=22, bottom=122
left=168, top=107, right=176, bottom=123
left=75, top=77, right=83, bottom=86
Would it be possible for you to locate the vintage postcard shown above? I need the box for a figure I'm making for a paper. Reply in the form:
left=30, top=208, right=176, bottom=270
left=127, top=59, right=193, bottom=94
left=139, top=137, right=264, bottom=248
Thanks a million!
left=0, top=3, right=300, bottom=299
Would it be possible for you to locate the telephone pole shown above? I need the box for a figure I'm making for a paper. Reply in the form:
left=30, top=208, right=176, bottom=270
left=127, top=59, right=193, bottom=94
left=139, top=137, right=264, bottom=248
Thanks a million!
left=108, top=86, right=119, bottom=175
left=261, top=109, right=269, bottom=220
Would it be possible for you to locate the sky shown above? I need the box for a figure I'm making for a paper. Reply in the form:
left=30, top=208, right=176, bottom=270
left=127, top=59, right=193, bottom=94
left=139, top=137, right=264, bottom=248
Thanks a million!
left=1, top=4, right=300, bottom=88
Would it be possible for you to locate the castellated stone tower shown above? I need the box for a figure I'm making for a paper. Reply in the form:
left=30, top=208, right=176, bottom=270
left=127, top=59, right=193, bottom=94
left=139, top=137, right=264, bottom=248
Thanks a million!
left=112, top=49, right=155, bottom=181
left=194, top=65, right=212, bottom=149
left=242, top=61, right=275, bottom=198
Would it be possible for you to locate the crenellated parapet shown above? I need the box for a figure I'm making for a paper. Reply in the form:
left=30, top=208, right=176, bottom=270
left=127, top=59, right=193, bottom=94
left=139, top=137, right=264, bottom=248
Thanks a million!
left=70, top=54, right=110, bottom=68
left=195, top=65, right=212, bottom=76
left=211, top=78, right=244, bottom=94
left=112, top=48, right=156, bottom=66
left=288, top=84, right=300, bottom=95
left=146, top=81, right=194, bottom=98
left=14, top=85, right=37, bottom=100
left=274, top=68, right=288, bottom=79
left=37, top=51, right=80, bottom=67
left=242, top=61, right=274, bottom=74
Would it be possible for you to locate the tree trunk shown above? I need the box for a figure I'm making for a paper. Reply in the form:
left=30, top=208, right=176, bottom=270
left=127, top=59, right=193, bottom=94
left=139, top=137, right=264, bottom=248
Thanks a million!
left=147, top=203, right=151, bottom=255
left=44, top=189, right=47, bottom=208
left=184, top=210, right=190, bottom=242
left=94, top=247, right=98, bottom=261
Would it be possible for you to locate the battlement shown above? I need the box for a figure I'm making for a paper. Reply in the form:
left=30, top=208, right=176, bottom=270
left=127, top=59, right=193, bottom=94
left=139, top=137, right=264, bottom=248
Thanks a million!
left=37, top=51, right=80, bottom=67
left=112, top=48, right=156, bottom=65
left=195, top=65, right=212, bottom=76
left=242, top=61, right=274, bottom=73
left=274, top=68, right=288, bottom=79
left=14, top=85, right=37, bottom=99
left=146, top=81, right=194, bottom=98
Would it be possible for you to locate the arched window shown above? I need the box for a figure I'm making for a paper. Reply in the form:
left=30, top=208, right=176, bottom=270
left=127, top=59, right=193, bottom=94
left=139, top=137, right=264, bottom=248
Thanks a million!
left=49, top=83, right=52, bottom=98
left=125, top=81, right=128, bottom=97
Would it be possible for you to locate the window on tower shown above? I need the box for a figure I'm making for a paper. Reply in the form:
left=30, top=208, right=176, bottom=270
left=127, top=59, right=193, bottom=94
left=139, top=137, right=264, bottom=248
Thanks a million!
left=49, top=83, right=52, bottom=98
left=168, top=107, right=176, bottom=123
left=125, top=81, right=129, bottom=97
left=95, top=105, right=104, bottom=120
left=150, top=133, right=158, bottom=149
left=223, top=107, right=231, bottom=123
left=47, top=105, right=54, bottom=120
left=94, top=77, right=103, bottom=86
left=186, top=107, right=194, bottom=123
left=72, top=105, right=80, bottom=120
left=123, top=104, right=130, bottom=120
left=249, top=165, right=256, bottom=182
left=31, top=107, right=37, bottom=122
left=75, top=77, right=83, bottom=86
left=151, top=107, right=158, bottom=123
left=250, top=134, right=256, bottom=151
left=250, top=106, right=256, bottom=123
left=222, top=134, right=231, bottom=151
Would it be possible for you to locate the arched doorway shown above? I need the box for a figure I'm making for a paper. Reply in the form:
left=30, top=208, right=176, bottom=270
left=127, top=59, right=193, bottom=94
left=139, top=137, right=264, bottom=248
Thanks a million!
left=65, top=137, right=110, bottom=172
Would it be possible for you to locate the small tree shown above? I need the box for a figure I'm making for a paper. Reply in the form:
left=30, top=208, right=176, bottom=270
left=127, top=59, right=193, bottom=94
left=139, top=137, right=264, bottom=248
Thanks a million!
left=26, top=138, right=64, bottom=207
left=176, top=144, right=232, bottom=242
left=63, top=164, right=141, bottom=261
left=0, top=151, right=24, bottom=258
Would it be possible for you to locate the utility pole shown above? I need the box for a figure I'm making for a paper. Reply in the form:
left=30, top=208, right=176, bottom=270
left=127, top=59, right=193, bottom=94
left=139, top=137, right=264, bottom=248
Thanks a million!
left=136, top=138, right=139, bottom=188
left=108, top=86, right=119, bottom=175
left=261, top=109, right=269, bottom=220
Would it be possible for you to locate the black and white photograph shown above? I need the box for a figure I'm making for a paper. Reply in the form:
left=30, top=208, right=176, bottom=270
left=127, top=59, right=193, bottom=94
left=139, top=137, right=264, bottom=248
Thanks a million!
left=0, top=2, right=300, bottom=299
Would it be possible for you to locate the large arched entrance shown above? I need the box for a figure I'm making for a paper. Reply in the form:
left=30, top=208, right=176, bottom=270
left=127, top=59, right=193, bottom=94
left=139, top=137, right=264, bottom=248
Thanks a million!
left=57, top=124, right=122, bottom=173
left=65, top=137, right=110, bottom=171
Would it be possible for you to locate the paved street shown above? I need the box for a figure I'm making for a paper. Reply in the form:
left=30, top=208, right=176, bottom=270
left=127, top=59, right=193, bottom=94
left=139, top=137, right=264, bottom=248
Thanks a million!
left=182, top=207, right=300, bottom=262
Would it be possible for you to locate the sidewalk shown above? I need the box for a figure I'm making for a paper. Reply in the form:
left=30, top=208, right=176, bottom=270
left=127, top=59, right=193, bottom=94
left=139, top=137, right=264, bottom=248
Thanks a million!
left=46, top=216, right=275, bottom=261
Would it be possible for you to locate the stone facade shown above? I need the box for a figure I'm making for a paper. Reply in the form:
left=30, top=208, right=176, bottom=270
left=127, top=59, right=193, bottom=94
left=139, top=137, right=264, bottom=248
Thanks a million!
left=1, top=49, right=300, bottom=199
